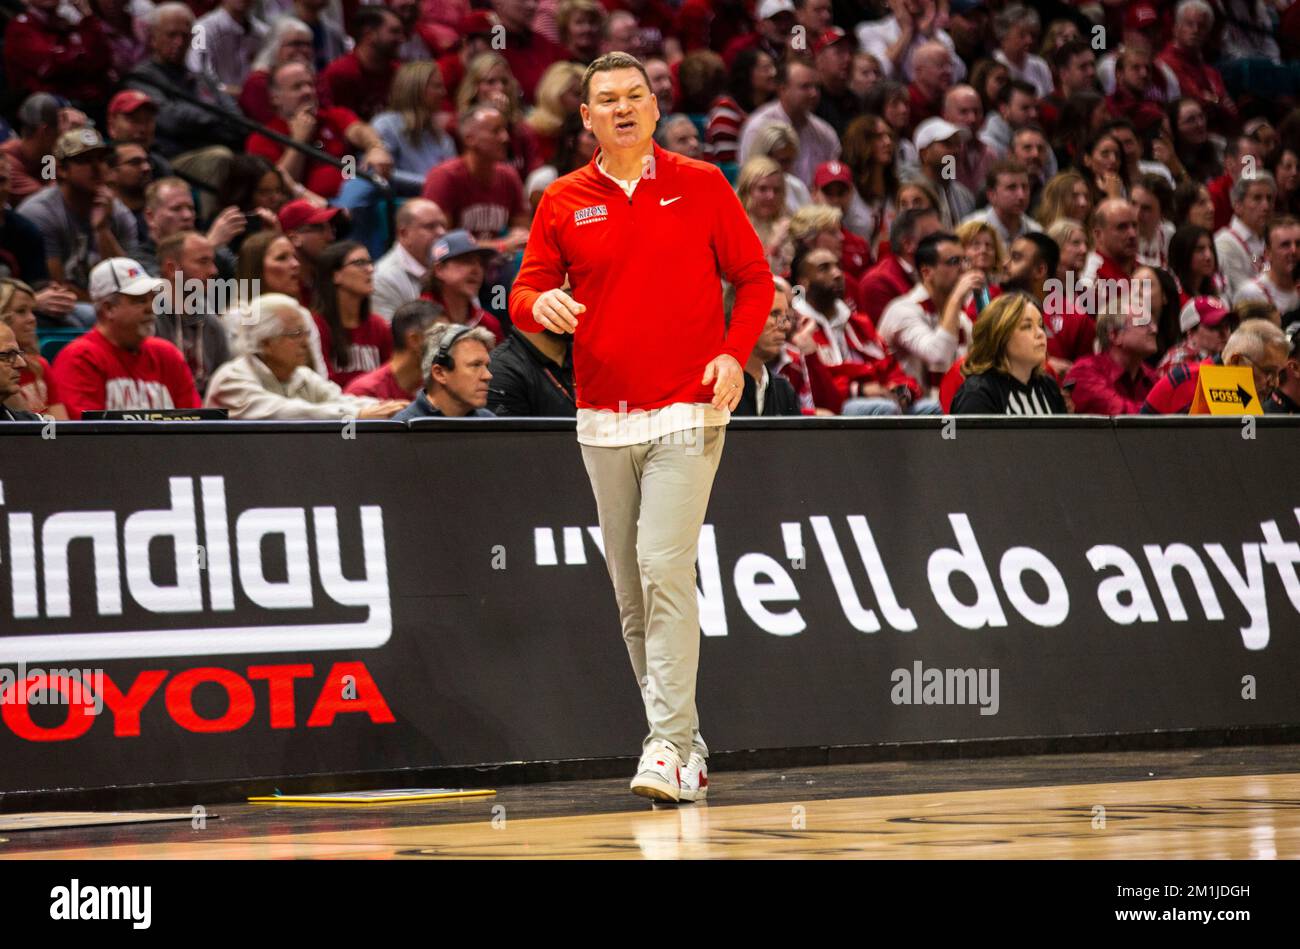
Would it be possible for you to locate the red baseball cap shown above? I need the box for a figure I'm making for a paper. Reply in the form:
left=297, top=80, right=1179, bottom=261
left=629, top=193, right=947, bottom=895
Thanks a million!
left=814, top=160, right=852, bottom=191
left=108, top=90, right=157, bottom=116
left=811, top=26, right=852, bottom=58
left=1179, top=295, right=1232, bottom=332
left=460, top=10, right=499, bottom=35
left=277, top=199, right=342, bottom=233
left=1124, top=2, right=1159, bottom=32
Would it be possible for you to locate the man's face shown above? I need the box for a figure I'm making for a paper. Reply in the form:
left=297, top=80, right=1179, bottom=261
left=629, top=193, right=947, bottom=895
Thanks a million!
left=663, top=118, right=701, bottom=159
left=0, top=324, right=25, bottom=402
left=581, top=68, right=658, bottom=152
left=758, top=11, right=795, bottom=44
left=111, top=143, right=152, bottom=192
left=400, top=202, right=448, bottom=265
left=465, top=108, right=510, bottom=162
left=1011, top=133, right=1047, bottom=179
left=370, top=13, right=406, bottom=57
left=102, top=292, right=158, bottom=349
left=1115, top=310, right=1158, bottom=359
left=59, top=151, right=109, bottom=193
left=756, top=288, right=792, bottom=361
left=1235, top=182, right=1274, bottom=234
left=1061, top=50, right=1097, bottom=94
left=816, top=40, right=853, bottom=85
left=1096, top=201, right=1139, bottom=261
left=1004, top=90, right=1038, bottom=127
left=436, top=255, right=486, bottom=299
left=1190, top=320, right=1229, bottom=356
left=108, top=108, right=157, bottom=148
left=798, top=0, right=832, bottom=32
left=171, top=234, right=217, bottom=284
left=922, top=135, right=958, bottom=172
left=778, top=62, right=820, bottom=118
left=924, top=239, right=965, bottom=296
left=989, top=172, right=1031, bottom=219
left=1004, top=237, right=1043, bottom=291
left=1119, top=52, right=1151, bottom=94
left=1174, top=8, right=1213, bottom=50
left=802, top=248, right=844, bottom=300
left=291, top=221, right=333, bottom=261
left=818, top=180, right=850, bottom=212
left=148, top=183, right=196, bottom=239
left=644, top=59, right=674, bottom=113
left=153, top=12, right=194, bottom=65
left=605, top=16, right=643, bottom=57
left=565, top=10, right=602, bottom=53
left=1267, top=224, right=1300, bottom=277
left=913, top=50, right=953, bottom=95
left=1233, top=344, right=1288, bottom=401
left=1110, top=126, right=1141, bottom=169
left=1131, top=186, right=1162, bottom=236
left=436, top=338, right=492, bottom=409
left=943, top=87, right=982, bottom=132
left=272, top=64, right=318, bottom=118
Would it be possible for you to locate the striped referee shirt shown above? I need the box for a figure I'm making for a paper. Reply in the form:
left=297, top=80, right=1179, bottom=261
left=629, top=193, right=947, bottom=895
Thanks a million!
left=950, top=370, right=1067, bottom=416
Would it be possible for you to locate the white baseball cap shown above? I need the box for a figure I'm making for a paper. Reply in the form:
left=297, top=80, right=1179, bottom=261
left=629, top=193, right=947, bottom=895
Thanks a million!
left=758, top=0, right=795, bottom=19
left=913, top=117, right=966, bottom=152
left=89, top=258, right=167, bottom=303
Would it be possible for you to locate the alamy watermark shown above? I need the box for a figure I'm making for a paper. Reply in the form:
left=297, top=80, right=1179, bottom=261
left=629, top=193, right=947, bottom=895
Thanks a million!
left=0, top=663, right=105, bottom=715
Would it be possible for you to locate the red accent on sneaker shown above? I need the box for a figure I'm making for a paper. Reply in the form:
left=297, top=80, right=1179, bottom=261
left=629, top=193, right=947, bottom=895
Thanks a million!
left=656, top=760, right=665, bottom=766
left=699, top=774, right=708, bottom=787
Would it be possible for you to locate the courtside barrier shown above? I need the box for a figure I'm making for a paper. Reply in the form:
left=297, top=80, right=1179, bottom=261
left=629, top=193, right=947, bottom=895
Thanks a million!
left=0, top=416, right=1297, bottom=804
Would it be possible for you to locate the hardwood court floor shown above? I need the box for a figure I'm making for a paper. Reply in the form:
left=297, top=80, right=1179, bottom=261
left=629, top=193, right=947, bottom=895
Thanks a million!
left=2, top=745, right=1298, bottom=859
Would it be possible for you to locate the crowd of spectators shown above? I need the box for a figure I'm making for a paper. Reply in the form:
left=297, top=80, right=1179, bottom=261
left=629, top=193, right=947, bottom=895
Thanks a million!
left=2, top=0, right=1299, bottom=423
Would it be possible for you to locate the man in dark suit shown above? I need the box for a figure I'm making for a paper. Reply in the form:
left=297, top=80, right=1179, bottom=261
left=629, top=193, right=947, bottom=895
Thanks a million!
left=728, top=275, right=801, bottom=417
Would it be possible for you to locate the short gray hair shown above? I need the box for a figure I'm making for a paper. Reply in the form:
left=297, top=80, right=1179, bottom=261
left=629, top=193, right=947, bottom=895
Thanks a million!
left=654, top=114, right=695, bottom=148
left=1175, top=0, right=1215, bottom=26
left=993, top=3, right=1040, bottom=41
left=420, top=322, right=496, bottom=381
left=1223, top=318, right=1288, bottom=363
left=1230, top=170, right=1276, bottom=204
left=253, top=16, right=313, bottom=72
left=1095, top=307, right=1127, bottom=351
left=238, top=293, right=311, bottom=355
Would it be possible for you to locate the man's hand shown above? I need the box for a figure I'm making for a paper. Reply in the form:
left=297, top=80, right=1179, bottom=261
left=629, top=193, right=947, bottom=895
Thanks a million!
left=951, top=269, right=986, bottom=305
left=90, top=186, right=115, bottom=231
left=702, top=353, right=744, bottom=411
left=34, top=284, right=76, bottom=316
left=363, top=145, right=394, bottom=179
left=533, top=288, right=584, bottom=333
left=57, top=107, right=88, bottom=132
left=790, top=314, right=819, bottom=355
left=206, top=206, right=247, bottom=248
left=358, top=400, right=410, bottom=419
left=289, top=106, right=317, bottom=143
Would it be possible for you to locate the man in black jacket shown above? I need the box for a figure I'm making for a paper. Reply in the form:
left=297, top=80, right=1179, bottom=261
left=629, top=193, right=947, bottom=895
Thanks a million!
left=486, top=325, right=575, bottom=416
left=0, top=322, right=41, bottom=420
left=729, top=275, right=801, bottom=417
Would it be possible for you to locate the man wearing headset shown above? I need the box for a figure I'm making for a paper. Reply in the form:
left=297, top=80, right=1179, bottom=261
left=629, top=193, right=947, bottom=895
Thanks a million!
left=509, top=52, right=773, bottom=803
left=393, top=321, right=497, bottom=420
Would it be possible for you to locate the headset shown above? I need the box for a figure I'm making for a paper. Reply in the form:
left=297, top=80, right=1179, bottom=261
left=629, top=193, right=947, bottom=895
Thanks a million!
left=431, top=323, right=475, bottom=370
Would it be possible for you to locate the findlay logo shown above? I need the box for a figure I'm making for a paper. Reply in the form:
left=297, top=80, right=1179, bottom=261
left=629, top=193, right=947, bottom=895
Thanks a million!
left=574, top=204, right=608, bottom=226
left=0, top=477, right=390, bottom=663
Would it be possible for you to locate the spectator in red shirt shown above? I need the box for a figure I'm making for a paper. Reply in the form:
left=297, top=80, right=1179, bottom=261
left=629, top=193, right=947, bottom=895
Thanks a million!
left=422, top=106, right=531, bottom=254
left=421, top=229, right=505, bottom=342
left=320, top=6, right=404, bottom=121
left=1041, top=40, right=1100, bottom=140
left=1085, top=197, right=1141, bottom=287
left=456, top=53, right=545, bottom=181
left=856, top=206, right=942, bottom=320
left=811, top=161, right=873, bottom=282
left=0, top=94, right=69, bottom=202
left=312, top=240, right=394, bottom=389
left=344, top=298, right=440, bottom=400
left=1207, top=136, right=1265, bottom=233
left=1158, top=0, right=1238, bottom=134
left=239, top=16, right=318, bottom=125
left=1064, top=305, right=1159, bottom=414
left=490, top=0, right=572, bottom=103
left=1144, top=319, right=1290, bottom=414
left=3, top=0, right=113, bottom=108
left=1105, top=44, right=1169, bottom=136
left=249, top=61, right=395, bottom=203
left=907, top=42, right=955, bottom=134
left=277, top=199, right=341, bottom=305
left=51, top=257, right=200, bottom=418
left=435, top=11, right=501, bottom=115
left=793, top=245, right=930, bottom=415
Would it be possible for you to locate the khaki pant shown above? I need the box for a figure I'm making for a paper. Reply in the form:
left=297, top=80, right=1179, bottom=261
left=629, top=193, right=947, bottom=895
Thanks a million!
left=580, top=425, right=726, bottom=761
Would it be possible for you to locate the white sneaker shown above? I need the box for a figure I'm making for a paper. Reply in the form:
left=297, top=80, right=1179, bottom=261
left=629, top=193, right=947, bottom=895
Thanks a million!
left=630, top=742, right=682, bottom=802
left=679, top=752, right=708, bottom=802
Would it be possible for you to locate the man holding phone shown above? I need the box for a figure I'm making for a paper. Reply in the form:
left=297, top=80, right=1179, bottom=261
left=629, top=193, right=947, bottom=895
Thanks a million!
left=509, top=52, right=773, bottom=803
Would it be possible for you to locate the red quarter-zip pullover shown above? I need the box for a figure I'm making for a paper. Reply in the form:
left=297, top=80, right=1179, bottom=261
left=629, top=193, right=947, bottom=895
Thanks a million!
left=509, top=142, right=774, bottom=412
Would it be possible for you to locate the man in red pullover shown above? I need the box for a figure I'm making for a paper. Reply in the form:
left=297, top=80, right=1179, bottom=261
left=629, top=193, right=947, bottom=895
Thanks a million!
left=856, top=206, right=942, bottom=322
left=509, top=52, right=772, bottom=805
left=51, top=257, right=200, bottom=419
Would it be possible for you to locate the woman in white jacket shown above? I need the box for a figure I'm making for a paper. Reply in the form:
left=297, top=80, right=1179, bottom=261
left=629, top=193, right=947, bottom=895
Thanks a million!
left=204, top=294, right=406, bottom=419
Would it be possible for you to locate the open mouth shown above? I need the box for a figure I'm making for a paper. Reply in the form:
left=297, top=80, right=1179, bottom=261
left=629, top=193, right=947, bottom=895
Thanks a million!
left=615, top=118, right=636, bottom=132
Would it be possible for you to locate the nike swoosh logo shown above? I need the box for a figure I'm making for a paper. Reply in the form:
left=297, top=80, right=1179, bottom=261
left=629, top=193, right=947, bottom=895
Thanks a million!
left=660, top=197, right=682, bottom=206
